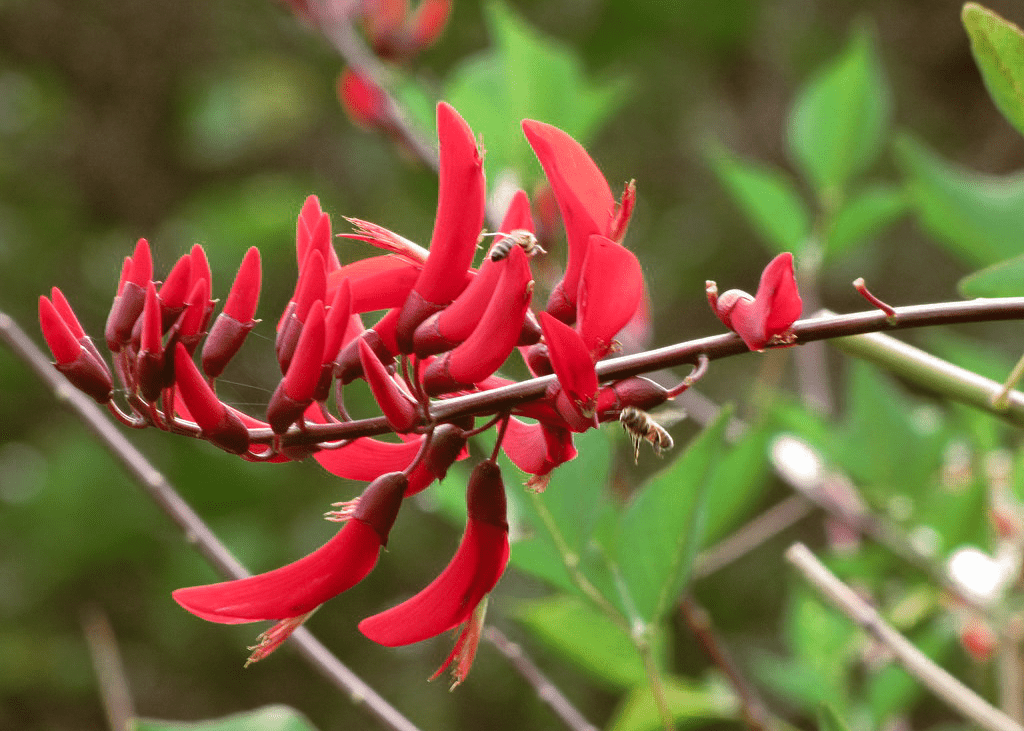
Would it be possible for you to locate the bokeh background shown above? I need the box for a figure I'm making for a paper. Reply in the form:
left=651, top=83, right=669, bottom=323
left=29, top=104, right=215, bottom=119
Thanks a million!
left=2, top=1, right=1024, bottom=729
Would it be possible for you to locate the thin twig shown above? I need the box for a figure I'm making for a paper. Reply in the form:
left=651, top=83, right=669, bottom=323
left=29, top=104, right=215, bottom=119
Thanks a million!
left=785, top=542, right=1024, bottom=731
left=693, top=496, right=814, bottom=579
left=679, top=597, right=772, bottom=731
left=81, top=604, right=135, bottom=731
left=483, top=626, right=599, bottom=731
left=0, top=311, right=424, bottom=731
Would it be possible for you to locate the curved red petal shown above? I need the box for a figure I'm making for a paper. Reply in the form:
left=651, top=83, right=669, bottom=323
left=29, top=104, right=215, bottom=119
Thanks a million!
left=422, top=246, right=532, bottom=393
left=358, top=520, right=508, bottom=646
left=39, top=296, right=81, bottom=365
left=522, top=120, right=614, bottom=309
left=576, top=235, right=643, bottom=360
left=538, top=311, right=597, bottom=413
left=173, top=520, right=383, bottom=623
left=314, top=435, right=422, bottom=480
left=358, top=338, right=419, bottom=432
left=328, top=256, right=420, bottom=314
left=223, top=247, right=262, bottom=323
left=754, top=252, right=802, bottom=336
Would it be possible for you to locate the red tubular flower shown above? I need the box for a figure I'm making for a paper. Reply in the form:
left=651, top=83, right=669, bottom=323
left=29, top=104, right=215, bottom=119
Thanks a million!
left=522, top=121, right=634, bottom=322
left=420, top=245, right=534, bottom=396
left=176, top=277, right=211, bottom=354
left=576, top=235, right=644, bottom=361
left=39, top=295, right=113, bottom=403
left=359, top=460, right=509, bottom=686
left=296, top=195, right=339, bottom=272
left=158, top=254, right=193, bottom=330
left=413, top=190, right=537, bottom=357
left=50, top=287, right=110, bottom=380
left=358, top=337, right=419, bottom=433
left=404, top=423, right=469, bottom=496
left=202, top=246, right=262, bottom=379
left=501, top=418, right=577, bottom=491
left=407, top=0, right=451, bottom=51
left=173, top=343, right=249, bottom=454
left=278, top=249, right=328, bottom=373
left=136, top=282, right=165, bottom=403
left=187, top=245, right=215, bottom=334
left=174, top=471, right=408, bottom=664
left=338, top=69, right=396, bottom=132
left=267, top=301, right=326, bottom=434
left=706, top=252, right=803, bottom=351
left=334, top=309, right=401, bottom=385
left=395, top=103, right=486, bottom=352
left=538, top=311, right=598, bottom=430
left=104, top=238, right=152, bottom=351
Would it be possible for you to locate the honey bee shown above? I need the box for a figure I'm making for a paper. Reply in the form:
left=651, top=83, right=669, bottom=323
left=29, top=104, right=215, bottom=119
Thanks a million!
left=620, top=406, right=674, bottom=463
left=487, top=229, right=546, bottom=262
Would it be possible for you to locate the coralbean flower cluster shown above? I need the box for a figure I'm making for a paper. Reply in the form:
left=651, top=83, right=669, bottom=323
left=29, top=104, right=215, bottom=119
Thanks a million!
left=39, top=102, right=801, bottom=685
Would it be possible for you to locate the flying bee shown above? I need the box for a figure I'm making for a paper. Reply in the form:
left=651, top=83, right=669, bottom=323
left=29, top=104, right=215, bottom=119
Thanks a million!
left=486, top=229, right=546, bottom=262
left=620, top=406, right=675, bottom=463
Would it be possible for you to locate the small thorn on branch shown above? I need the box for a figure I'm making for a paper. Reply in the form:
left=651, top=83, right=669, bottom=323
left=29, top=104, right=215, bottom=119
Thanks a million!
left=853, top=278, right=898, bottom=325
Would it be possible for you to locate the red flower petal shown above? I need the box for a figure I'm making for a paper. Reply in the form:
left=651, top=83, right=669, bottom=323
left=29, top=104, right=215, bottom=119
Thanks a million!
left=358, top=338, right=419, bottom=432
left=576, top=235, right=643, bottom=360
left=158, top=254, right=193, bottom=316
left=359, top=462, right=508, bottom=646
left=712, top=253, right=802, bottom=351
left=395, top=103, right=485, bottom=349
left=129, top=238, right=153, bottom=287
left=223, top=247, right=262, bottom=323
left=173, top=343, right=249, bottom=454
left=501, top=418, right=576, bottom=477
left=314, top=436, right=422, bottom=481
left=327, top=255, right=420, bottom=314
left=538, top=311, right=597, bottom=419
left=522, top=120, right=614, bottom=318
left=420, top=246, right=533, bottom=395
left=39, top=295, right=81, bottom=365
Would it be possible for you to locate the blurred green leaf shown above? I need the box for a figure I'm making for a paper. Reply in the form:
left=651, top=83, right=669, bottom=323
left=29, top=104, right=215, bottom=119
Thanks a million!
left=894, top=133, right=1024, bottom=266
left=510, top=594, right=663, bottom=690
left=832, top=361, right=948, bottom=503
left=608, top=676, right=736, bottom=731
left=707, top=147, right=811, bottom=254
left=817, top=704, right=853, bottom=731
left=181, top=57, right=321, bottom=167
left=131, top=705, right=318, bottom=731
left=616, top=406, right=733, bottom=622
left=963, top=4, right=1024, bottom=137
left=496, top=429, right=615, bottom=598
left=826, top=184, right=908, bottom=259
left=959, top=253, right=1024, bottom=297
left=701, top=420, right=773, bottom=547
left=445, top=1, right=628, bottom=180
left=787, top=26, right=890, bottom=202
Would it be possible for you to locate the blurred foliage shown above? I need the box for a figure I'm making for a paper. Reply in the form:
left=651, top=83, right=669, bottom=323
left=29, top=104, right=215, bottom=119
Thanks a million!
left=5, top=1, right=1024, bottom=731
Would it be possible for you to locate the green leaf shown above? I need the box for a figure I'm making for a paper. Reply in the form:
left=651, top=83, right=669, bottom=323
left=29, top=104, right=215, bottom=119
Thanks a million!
left=608, top=676, right=736, bottom=731
left=510, top=594, right=663, bottom=690
left=445, top=1, right=628, bottom=181
left=787, top=26, right=890, bottom=202
left=959, top=253, right=1024, bottom=297
left=826, top=184, right=908, bottom=259
left=616, top=407, right=733, bottom=622
left=131, top=705, right=318, bottom=731
left=963, top=4, right=1024, bottom=137
left=707, top=146, right=812, bottom=254
left=500, top=429, right=616, bottom=599
left=701, top=421, right=773, bottom=547
left=818, top=704, right=854, bottom=731
left=894, top=133, right=1024, bottom=266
